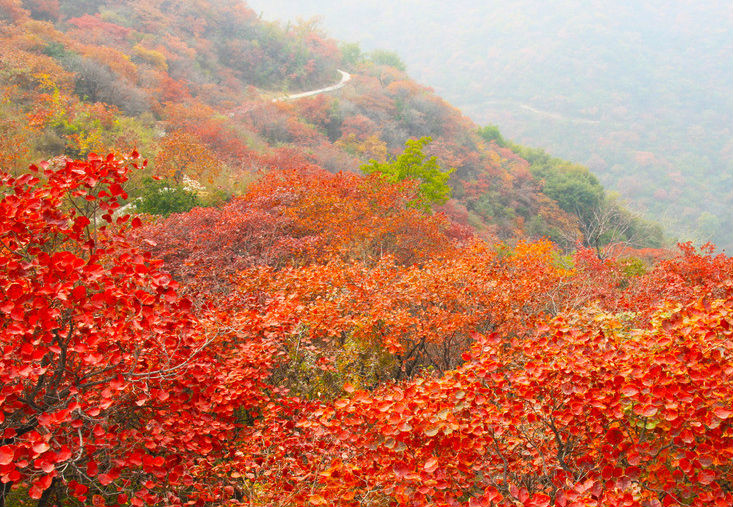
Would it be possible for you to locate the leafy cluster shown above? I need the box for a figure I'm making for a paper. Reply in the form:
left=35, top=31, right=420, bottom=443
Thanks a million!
left=361, top=136, right=454, bottom=210
left=2, top=153, right=731, bottom=507
left=132, top=177, right=201, bottom=217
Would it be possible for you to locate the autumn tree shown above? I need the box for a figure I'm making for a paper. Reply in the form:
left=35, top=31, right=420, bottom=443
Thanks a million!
left=154, top=130, right=224, bottom=185
left=362, top=136, right=454, bottom=210
left=0, top=154, right=285, bottom=506
left=0, top=154, right=186, bottom=504
left=62, top=54, right=149, bottom=116
left=135, top=166, right=466, bottom=294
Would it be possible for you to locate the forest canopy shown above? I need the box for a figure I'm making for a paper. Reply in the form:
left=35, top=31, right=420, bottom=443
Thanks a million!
left=0, top=1, right=730, bottom=506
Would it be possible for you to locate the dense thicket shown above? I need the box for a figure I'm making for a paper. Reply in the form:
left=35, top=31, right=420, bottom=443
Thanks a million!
left=1, top=154, right=731, bottom=506
left=3, top=1, right=730, bottom=506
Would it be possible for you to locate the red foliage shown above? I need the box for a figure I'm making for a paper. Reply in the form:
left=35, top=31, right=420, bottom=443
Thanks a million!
left=260, top=146, right=315, bottom=171
left=155, top=73, right=191, bottom=104
left=0, top=0, right=29, bottom=22
left=0, top=154, right=283, bottom=505
left=621, top=242, right=733, bottom=317
left=339, top=114, right=378, bottom=141
left=250, top=260, right=733, bottom=507
left=163, top=101, right=254, bottom=163
left=293, top=94, right=333, bottom=130
left=67, top=14, right=132, bottom=41
left=136, top=167, right=465, bottom=293
left=4, top=153, right=733, bottom=506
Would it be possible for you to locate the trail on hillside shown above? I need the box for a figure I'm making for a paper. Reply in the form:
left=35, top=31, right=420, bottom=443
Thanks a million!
left=460, top=99, right=601, bottom=125
left=230, top=70, right=351, bottom=118
left=273, top=69, right=351, bottom=102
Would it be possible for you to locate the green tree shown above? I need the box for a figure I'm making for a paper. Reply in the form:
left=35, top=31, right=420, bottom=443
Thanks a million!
left=339, top=42, right=364, bottom=68
left=369, top=49, right=406, bottom=71
left=512, top=143, right=665, bottom=255
left=134, top=178, right=201, bottom=216
left=512, top=144, right=603, bottom=220
left=477, top=124, right=506, bottom=147
left=361, top=136, right=453, bottom=210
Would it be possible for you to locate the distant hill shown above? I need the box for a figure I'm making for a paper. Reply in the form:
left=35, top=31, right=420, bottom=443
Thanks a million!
left=0, top=0, right=661, bottom=252
left=247, top=0, right=733, bottom=250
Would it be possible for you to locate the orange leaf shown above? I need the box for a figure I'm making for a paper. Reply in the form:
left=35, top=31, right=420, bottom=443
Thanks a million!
left=309, top=494, right=327, bottom=505
left=713, top=407, right=733, bottom=419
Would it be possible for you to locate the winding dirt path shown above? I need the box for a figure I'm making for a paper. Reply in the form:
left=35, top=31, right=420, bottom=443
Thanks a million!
left=229, top=70, right=351, bottom=117
left=517, top=103, right=600, bottom=125
left=273, top=70, right=351, bottom=102
left=461, top=99, right=601, bottom=125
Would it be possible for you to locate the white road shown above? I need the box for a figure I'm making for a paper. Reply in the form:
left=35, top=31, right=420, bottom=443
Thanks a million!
left=460, top=99, right=601, bottom=126
left=229, top=70, right=352, bottom=118
left=272, top=69, right=351, bottom=102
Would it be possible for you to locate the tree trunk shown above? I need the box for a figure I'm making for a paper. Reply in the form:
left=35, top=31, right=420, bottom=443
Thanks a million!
left=0, top=481, right=13, bottom=507
left=37, top=478, right=58, bottom=507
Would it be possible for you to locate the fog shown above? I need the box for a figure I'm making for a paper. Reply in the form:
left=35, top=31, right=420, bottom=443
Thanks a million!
left=244, top=0, right=733, bottom=248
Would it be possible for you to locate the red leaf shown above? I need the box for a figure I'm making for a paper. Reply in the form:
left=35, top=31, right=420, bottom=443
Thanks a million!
left=606, top=427, right=624, bottom=445
left=423, top=456, right=439, bottom=473
left=72, top=285, right=86, bottom=300
left=0, top=445, right=14, bottom=465
left=32, top=441, right=50, bottom=455
left=40, top=459, right=55, bottom=474
left=29, top=485, right=44, bottom=500
left=698, top=469, right=716, bottom=485
left=38, top=473, right=54, bottom=489
left=527, top=493, right=551, bottom=507
left=392, top=462, right=410, bottom=478
left=57, top=446, right=72, bottom=462
left=309, top=495, right=327, bottom=505
left=109, top=183, right=124, bottom=196
left=620, top=385, right=639, bottom=397
left=469, top=497, right=488, bottom=507
left=6, top=283, right=23, bottom=300
left=713, top=407, right=733, bottom=419
left=74, top=216, right=91, bottom=229
left=517, top=487, right=530, bottom=504
left=635, top=404, right=658, bottom=417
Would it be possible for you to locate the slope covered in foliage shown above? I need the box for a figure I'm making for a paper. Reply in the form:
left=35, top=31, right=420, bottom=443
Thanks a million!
left=5, top=3, right=730, bottom=506
left=0, top=0, right=660, bottom=251
left=247, top=0, right=733, bottom=248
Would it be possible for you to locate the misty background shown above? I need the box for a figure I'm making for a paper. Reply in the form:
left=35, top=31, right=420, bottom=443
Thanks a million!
left=245, top=0, right=733, bottom=249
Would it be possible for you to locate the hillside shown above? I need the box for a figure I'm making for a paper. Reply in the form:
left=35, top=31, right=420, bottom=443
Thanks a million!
left=247, top=0, right=733, bottom=249
left=1, top=1, right=732, bottom=506
left=0, top=0, right=661, bottom=252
